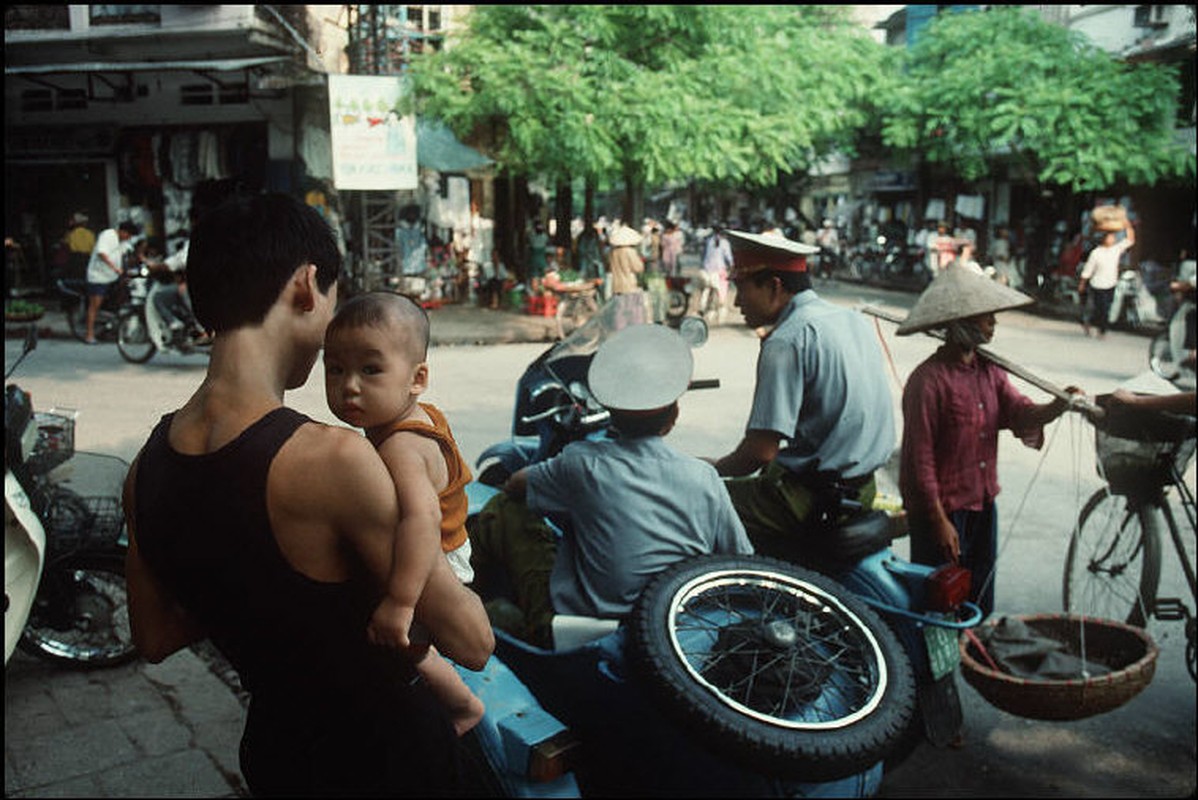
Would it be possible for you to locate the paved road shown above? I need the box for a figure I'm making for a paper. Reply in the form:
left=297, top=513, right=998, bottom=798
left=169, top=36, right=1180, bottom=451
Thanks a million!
left=5, top=279, right=1194, bottom=797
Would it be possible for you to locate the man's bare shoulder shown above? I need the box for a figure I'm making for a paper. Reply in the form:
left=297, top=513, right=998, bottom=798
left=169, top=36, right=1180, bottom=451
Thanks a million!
left=274, top=421, right=394, bottom=512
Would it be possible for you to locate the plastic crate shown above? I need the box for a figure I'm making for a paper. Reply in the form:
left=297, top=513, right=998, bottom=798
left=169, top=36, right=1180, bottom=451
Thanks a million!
left=26, top=410, right=76, bottom=475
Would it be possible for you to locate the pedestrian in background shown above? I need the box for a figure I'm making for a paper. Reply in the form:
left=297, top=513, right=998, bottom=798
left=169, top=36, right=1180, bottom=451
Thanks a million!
left=701, top=225, right=734, bottom=318
left=84, top=220, right=139, bottom=344
left=63, top=211, right=95, bottom=279
left=526, top=220, right=549, bottom=293
left=643, top=221, right=662, bottom=274
left=661, top=220, right=684, bottom=277
left=897, top=264, right=1085, bottom=618
left=1079, top=218, right=1135, bottom=338
left=607, top=225, right=644, bottom=295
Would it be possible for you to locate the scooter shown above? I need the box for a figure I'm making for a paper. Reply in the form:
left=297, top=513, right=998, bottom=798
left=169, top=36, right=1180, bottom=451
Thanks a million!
left=5, top=326, right=46, bottom=664
left=468, top=295, right=982, bottom=781
left=4, top=325, right=136, bottom=667
left=116, top=264, right=212, bottom=364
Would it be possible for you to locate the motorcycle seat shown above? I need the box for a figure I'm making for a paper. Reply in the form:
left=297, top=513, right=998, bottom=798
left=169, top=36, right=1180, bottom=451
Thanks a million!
left=817, top=510, right=894, bottom=566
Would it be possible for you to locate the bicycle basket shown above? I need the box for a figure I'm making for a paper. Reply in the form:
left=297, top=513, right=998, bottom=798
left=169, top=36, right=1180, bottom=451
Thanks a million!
left=1094, top=429, right=1170, bottom=496
left=25, top=411, right=76, bottom=475
left=1093, top=408, right=1196, bottom=496
left=45, top=492, right=124, bottom=554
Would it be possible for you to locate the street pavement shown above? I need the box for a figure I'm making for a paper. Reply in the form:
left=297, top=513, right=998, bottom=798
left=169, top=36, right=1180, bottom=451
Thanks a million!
left=4, top=274, right=1184, bottom=798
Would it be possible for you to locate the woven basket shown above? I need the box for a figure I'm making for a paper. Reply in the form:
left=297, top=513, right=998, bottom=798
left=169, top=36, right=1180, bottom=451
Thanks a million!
left=959, top=614, right=1158, bottom=721
left=1091, top=205, right=1127, bottom=232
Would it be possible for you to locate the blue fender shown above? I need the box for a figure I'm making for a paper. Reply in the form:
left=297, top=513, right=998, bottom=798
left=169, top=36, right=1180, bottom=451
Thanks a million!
left=456, top=657, right=580, bottom=798
left=461, top=628, right=881, bottom=797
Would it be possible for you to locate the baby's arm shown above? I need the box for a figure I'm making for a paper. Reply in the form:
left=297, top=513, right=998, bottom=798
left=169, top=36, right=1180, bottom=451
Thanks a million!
left=368, top=435, right=444, bottom=654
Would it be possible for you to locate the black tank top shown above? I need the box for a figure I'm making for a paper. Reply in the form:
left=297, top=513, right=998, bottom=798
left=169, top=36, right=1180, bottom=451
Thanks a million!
left=135, top=408, right=468, bottom=795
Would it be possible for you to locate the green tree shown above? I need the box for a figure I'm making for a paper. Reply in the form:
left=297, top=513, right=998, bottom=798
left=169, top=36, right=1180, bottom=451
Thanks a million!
left=882, top=7, right=1195, bottom=192
left=408, top=5, right=890, bottom=232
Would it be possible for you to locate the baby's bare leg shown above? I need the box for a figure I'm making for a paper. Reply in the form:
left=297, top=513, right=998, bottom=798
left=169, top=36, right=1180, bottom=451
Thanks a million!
left=417, top=646, right=485, bottom=736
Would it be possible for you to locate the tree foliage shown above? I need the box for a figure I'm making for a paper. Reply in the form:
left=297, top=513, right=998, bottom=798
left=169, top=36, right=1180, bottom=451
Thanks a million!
left=881, top=7, right=1195, bottom=191
left=407, top=5, right=891, bottom=189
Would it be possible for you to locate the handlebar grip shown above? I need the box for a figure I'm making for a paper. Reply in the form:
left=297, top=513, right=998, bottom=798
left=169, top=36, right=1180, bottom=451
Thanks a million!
left=688, top=379, right=721, bottom=391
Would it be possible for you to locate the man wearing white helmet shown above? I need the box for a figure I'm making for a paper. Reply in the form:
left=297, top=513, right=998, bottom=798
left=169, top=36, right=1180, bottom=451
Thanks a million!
left=469, top=324, right=753, bottom=648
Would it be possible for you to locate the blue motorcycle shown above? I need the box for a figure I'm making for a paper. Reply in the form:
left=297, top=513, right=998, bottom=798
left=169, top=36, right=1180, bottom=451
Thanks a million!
left=458, top=296, right=981, bottom=795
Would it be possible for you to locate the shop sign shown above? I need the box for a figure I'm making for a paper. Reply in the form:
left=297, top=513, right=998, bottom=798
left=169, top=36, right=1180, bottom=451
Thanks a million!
left=328, top=74, right=417, bottom=191
left=870, top=170, right=916, bottom=192
left=5, top=126, right=117, bottom=158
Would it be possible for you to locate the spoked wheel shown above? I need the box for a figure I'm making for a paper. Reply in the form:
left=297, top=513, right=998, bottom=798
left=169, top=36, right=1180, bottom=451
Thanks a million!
left=20, top=550, right=136, bottom=668
left=116, top=310, right=156, bottom=364
left=1064, top=489, right=1162, bottom=627
left=666, top=288, right=689, bottom=321
left=631, top=555, right=915, bottom=781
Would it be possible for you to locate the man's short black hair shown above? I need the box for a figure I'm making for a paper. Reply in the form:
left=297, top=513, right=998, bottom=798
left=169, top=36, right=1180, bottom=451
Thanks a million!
left=118, top=221, right=141, bottom=236
left=610, top=404, right=677, bottom=439
left=748, top=269, right=811, bottom=295
left=187, top=193, right=341, bottom=333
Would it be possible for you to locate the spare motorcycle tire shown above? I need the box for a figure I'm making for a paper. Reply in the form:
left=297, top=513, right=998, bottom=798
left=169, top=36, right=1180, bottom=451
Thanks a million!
left=629, top=554, right=915, bottom=782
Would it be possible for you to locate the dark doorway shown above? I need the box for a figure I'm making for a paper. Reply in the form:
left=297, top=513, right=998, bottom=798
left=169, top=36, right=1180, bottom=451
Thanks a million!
left=5, top=160, right=109, bottom=285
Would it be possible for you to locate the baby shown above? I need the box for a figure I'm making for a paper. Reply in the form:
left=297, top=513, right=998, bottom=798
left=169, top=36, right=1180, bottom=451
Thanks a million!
left=323, top=290, right=484, bottom=735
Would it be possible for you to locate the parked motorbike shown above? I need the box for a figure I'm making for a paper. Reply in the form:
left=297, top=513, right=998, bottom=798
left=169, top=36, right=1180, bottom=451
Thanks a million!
left=1109, top=268, right=1166, bottom=332
left=116, top=264, right=212, bottom=364
left=4, top=326, right=136, bottom=667
left=458, top=295, right=978, bottom=794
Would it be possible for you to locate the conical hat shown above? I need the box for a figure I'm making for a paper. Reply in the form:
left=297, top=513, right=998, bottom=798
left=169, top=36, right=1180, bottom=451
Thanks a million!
left=896, top=263, right=1034, bottom=336
left=607, top=225, right=643, bottom=248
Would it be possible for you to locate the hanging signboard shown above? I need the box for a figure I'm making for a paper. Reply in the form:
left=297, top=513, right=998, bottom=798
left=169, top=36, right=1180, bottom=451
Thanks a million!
left=328, top=74, right=417, bottom=190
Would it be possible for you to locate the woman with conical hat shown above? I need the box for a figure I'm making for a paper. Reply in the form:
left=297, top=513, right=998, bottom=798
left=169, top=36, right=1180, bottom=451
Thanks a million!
left=897, top=264, right=1082, bottom=618
left=606, top=224, right=645, bottom=295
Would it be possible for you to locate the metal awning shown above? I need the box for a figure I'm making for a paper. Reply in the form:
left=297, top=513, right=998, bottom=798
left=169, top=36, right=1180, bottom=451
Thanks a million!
left=5, top=56, right=290, bottom=76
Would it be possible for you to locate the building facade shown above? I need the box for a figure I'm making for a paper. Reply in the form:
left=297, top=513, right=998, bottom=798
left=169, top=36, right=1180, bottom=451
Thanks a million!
left=4, top=4, right=344, bottom=287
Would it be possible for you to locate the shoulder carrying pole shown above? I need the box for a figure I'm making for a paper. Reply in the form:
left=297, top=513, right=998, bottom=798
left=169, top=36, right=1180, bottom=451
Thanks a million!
left=860, top=304, right=1103, bottom=417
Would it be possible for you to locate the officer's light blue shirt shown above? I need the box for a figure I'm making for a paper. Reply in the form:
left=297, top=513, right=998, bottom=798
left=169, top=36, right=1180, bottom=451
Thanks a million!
left=526, top=435, right=753, bottom=618
left=747, top=291, right=896, bottom=479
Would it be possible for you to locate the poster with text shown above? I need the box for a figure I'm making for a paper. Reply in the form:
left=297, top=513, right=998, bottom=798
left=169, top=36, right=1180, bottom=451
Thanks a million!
left=328, top=74, right=417, bottom=191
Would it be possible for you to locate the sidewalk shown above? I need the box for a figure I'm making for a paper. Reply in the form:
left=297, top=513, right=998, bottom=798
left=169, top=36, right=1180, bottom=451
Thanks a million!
left=3, top=297, right=563, bottom=346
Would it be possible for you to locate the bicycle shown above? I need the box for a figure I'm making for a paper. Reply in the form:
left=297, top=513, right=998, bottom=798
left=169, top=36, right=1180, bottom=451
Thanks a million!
left=1062, top=404, right=1197, bottom=680
left=553, top=283, right=600, bottom=340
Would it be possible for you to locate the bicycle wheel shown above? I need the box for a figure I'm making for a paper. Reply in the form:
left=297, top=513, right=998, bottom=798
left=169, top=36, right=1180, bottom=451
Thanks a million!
left=1064, top=489, right=1162, bottom=627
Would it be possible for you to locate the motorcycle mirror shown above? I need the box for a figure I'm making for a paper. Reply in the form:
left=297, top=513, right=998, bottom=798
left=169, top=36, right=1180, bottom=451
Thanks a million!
left=5, top=325, right=38, bottom=380
left=677, top=316, right=708, bottom=348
